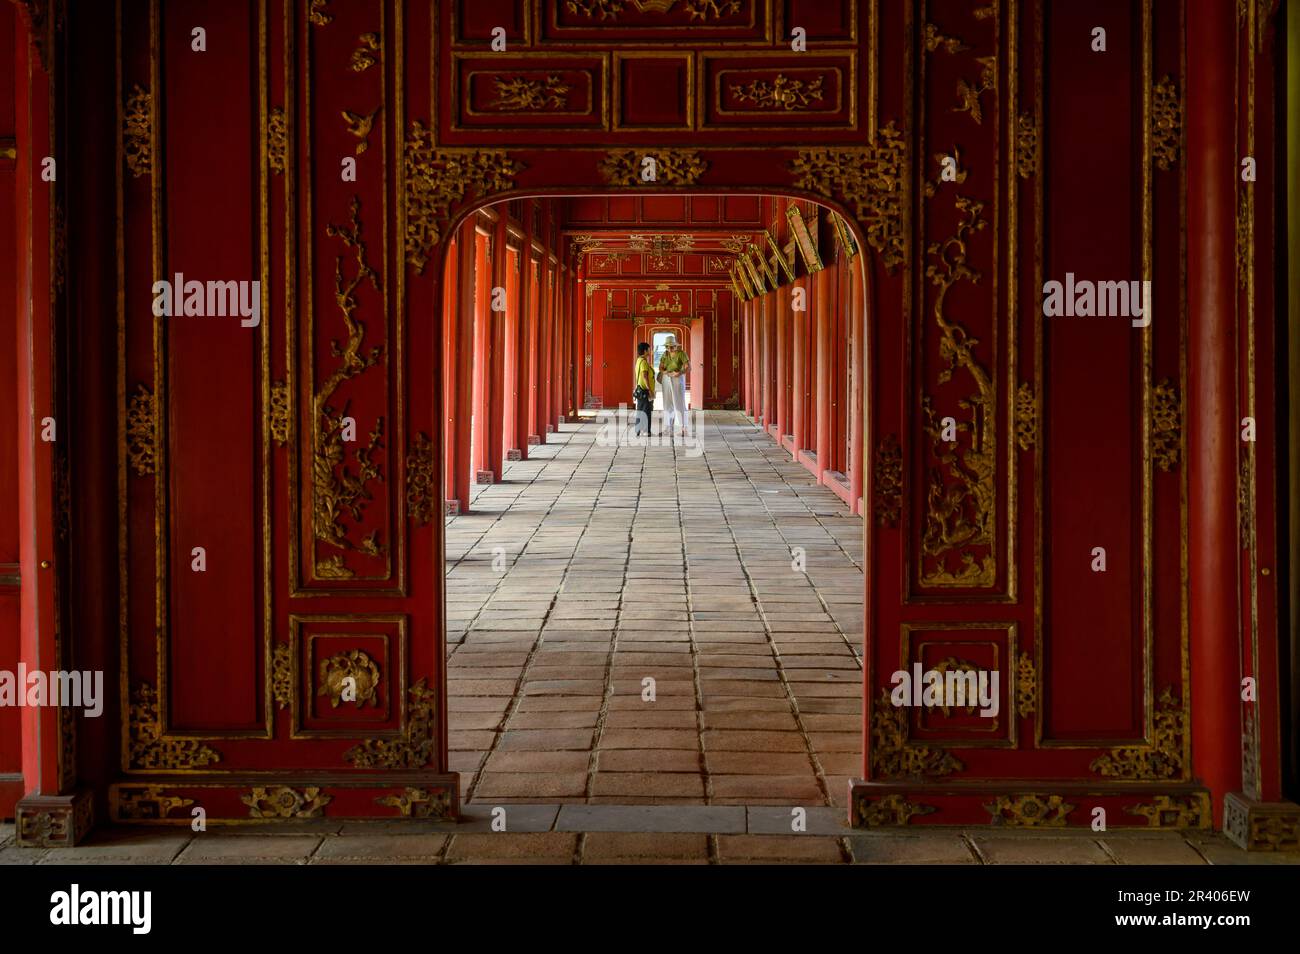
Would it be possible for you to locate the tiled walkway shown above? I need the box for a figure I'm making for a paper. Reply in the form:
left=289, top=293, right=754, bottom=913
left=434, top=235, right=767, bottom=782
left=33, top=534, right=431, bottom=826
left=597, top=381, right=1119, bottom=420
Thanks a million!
left=445, top=410, right=864, bottom=807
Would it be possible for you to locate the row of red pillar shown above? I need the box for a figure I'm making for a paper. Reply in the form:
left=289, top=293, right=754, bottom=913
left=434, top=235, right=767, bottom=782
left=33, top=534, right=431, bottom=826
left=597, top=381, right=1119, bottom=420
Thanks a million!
left=443, top=201, right=580, bottom=514
left=739, top=251, right=865, bottom=513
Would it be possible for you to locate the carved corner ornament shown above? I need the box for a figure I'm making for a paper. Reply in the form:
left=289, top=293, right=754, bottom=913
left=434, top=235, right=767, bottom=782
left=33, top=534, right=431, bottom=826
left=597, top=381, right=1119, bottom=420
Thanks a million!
left=854, top=793, right=936, bottom=827
left=376, top=786, right=453, bottom=820
left=123, top=84, right=152, bottom=178
left=126, top=383, right=157, bottom=476
left=870, top=689, right=964, bottom=779
left=1124, top=793, right=1212, bottom=829
left=129, top=683, right=221, bottom=771
left=343, top=679, right=436, bottom=769
left=1152, top=76, right=1181, bottom=171
left=1151, top=378, right=1181, bottom=472
left=318, top=649, right=381, bottom=708
left=114, top=785, right=195, bottom=821
left=405, top=432, right=435, bottom=526
left=873, top=434, right=902, bottom=528
left=404, top=122, right=523, bottom=274
left=985, top=794, right=1074, bottom=827
left=599, top=149, right=708, bottom=186
left=790, top=122, right=906, bottom=270
left=1089, top=687, right=1186, bottom=780
left=241, top=786, right=332, bottom=819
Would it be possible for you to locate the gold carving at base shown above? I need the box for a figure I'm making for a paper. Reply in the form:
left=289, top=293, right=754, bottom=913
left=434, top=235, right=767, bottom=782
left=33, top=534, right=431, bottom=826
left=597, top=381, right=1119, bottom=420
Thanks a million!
left=271, top=643, right=293, bottom=710
left=1125, top=793, right=1211, bottom=829
left=376, top=787, right=453, bottom=819
left=1152, top=379, right=1181, bottom=472
left=126, top=383, right=157, bottom=476
left=318, top=649, right=381, bottom=708
left=116, top=785, right=195, bottom=821
left=403, top=122, right=523, bottom=273
left=599, top=150, right=707, bottom=186
left=871, top=689, right=964, bottom=779
left=405, top=432, right=435, bottom=526
left=855, top=793, right=937, bottom=827
left=790, top=122, right=906, bottom=269
left=344, top=679, right=436, bottom=769
left=1223, top=795, right=1300, bottom=851
left=1152, top=76, right=1181, bottom=171
left=123, top=84, right=152, bottom=177
left=873, top=434, right=902, bottom=528
left=985, top=794, right=1074, bottom=827
left=241, top=786, right=332, bottom=819
left=129, top=684, right=221, bottom=771
left=1089, top=687, right=1185, bottom=780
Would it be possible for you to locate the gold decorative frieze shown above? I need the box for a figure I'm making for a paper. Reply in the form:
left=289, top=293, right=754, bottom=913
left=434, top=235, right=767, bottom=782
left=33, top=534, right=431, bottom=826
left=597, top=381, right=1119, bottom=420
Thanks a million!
left=1016, top=112, right=1037, bottom=178
left=567, top=0, right=742, bottom=20
left=241, top=786, right=332, bottom=819
left=491, top=75, right=572, bottom=111
left=344, top=679, right=436, bottom=769
left=126, top=384, right=157, bottom=476
left=342, top=106, right=381, bottom=155
left=871, top=689, right=964, bottom=779
left=1089, top=687, right=1185, bottom=780
left=403, top=122, right=523, bottom=273
left=1239, top=450, right=1255, bottom=551
left=1125, top=793, right=1211, bottom=829
left=267, top=107, right=288, bottom=175
left=1014, top=382, right=1036, bottom=450
left=376, top=787, right=453, bottom=820
left=1016, top=651, right=1036, bottom=717
left=730, top=74, right=824, bottom=111
left=790, top=122, right=906, bottom=270
left=308, top=0, right=332, bottom=26
left=123, top=84, right=152, bottom=177
left=271, top=643, right=293, bottom=710
left=405, top=432, right=435, bottom=526
left=1151, top=378, right=1181, bottom=472
left=318, top=649, right=381, bottom=709
left=1236, top=191, right=1252, bottom=290
left=920, top=197, right=996, bottom=588
left=129, top=684, right=221, bottom=771
left=314, top=197, right=387, bottom=580
left=350, top=32, right=381, bottom=72
left=953, top=56, right=997, bottom=124
left=873, top=434, right=902, bottom=528
left=855, top=793, right=937, bottom=827
left=599, top=149, right=707, bottom=186
left=985, top=794, right=1074, bottom=827
left=719, top=234, right=752, bottom=255
left=1152, top=76, right=1181, bottom=171
left=115, top=785, right=195, bottom=821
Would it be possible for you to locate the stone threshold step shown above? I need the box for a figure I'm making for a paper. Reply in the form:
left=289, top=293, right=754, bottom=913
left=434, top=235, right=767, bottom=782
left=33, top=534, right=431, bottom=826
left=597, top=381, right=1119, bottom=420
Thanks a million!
left=434, top=803, right=848, bottom=835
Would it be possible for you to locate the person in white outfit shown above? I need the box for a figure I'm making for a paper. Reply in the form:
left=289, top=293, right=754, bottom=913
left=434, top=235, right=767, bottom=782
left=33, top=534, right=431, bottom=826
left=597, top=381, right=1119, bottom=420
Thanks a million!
left=657, top=335, right=690, bottom=436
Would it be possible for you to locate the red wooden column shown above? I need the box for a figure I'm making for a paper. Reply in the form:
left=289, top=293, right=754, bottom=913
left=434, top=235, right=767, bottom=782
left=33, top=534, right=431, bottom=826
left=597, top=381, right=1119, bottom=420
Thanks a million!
left=791, top=283, right=807, bottom=454
left=572, top=258, right=586, bottom=414
left=482, top=212, right=508, bottom=483
left=813, top=266, right=833, bottom=480
left=470, top=224, right=492, bottom=485
left=773, top=292, right=786, bottom=441
left=763, top=293, right=776, bottom=429
left=848, top=254, right=865, bottom=514
left=741, top=301, right=752, bottom=415
left=511, top=203, right=534, bottom=459
left=1187, top=0, right=1240, bottom=823
left=444, top=223, right=475, bottom=514
left=12, top=7, right=94, bottom=844
left=502, top=239, right=523, bottom=462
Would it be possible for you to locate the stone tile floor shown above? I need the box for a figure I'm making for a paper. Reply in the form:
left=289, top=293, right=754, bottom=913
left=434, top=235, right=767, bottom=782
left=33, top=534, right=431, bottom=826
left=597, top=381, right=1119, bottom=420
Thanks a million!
left=445, top=411, right=864, bottom=808
left=2, top=817, right=1292, bottom=865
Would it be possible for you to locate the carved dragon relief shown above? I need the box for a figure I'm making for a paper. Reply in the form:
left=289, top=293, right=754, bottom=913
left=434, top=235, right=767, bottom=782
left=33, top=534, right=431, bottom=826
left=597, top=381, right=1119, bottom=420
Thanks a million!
left=314, top=196, right=387, bottom=582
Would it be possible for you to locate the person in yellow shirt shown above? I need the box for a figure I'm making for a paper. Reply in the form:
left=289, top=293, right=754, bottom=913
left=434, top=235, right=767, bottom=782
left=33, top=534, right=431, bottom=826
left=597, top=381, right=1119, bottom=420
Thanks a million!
left=632, top=341, right=655, bottom=437
left=657, top=335, right=690, bottom=435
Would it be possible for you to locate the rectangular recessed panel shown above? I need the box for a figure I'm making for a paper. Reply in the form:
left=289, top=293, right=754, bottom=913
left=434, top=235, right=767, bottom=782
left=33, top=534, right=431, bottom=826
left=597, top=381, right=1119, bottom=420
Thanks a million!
left=704, top=54, right=854, bottom=127
left=640, top=196, right=689, bottom=222
left=615, top=55, right=692, bottom=129
left=453, top=0, right=529, bottom=46
left=784, top=0, right=857, bottom=40
left=454, top=54, right=605, bottom=129
left=546, top=0, right=766, bottom=43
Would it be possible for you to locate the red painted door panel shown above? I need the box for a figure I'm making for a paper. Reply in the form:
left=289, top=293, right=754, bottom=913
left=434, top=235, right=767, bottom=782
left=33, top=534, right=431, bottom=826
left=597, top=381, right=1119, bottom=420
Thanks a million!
left=601, top=320, right=634, bottom=408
